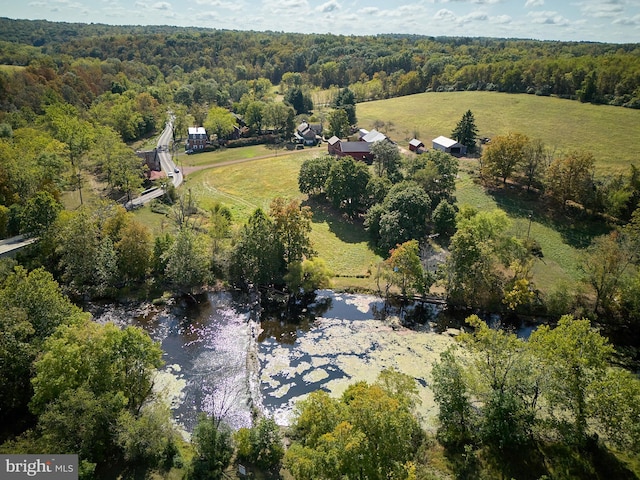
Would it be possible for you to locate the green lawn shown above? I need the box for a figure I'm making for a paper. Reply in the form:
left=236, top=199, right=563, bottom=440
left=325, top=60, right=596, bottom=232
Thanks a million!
left=176, top=144, right=326, bottom=168
left=456, top=166, right=581, bottom=289
left=358, top=91, right=640, bottom=175
left=182, top=152, right=383, bottom=279
left=131, top=91, right=637, bottom=293
left=158, top=142, right=586, bottom=293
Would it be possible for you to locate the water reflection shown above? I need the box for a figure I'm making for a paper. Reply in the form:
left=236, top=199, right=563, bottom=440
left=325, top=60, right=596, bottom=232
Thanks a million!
left=91, top=291, right=256, bottom=433
left=91, top=289, right=536, bottom=433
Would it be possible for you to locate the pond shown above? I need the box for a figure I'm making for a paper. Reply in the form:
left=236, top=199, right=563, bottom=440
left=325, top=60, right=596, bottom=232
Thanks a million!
left=91, top=291, right=258, bottom=434
left=92, top=290, right=523, bottom=433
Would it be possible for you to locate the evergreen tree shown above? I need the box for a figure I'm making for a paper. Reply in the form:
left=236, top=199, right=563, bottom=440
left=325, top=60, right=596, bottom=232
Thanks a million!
left=333, top=88, right=357, bottom=125
left=451, top=110, right=478, bottom=154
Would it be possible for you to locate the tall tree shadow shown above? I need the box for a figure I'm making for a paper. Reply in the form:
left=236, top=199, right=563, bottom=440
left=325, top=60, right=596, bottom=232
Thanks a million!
left=303, top=197, right=373, bottom=246
left=484, top=183, right=613, bottom=249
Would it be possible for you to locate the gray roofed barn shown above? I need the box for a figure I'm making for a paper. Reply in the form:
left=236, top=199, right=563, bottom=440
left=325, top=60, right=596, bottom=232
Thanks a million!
left=432, top=135, right=467, bottom=155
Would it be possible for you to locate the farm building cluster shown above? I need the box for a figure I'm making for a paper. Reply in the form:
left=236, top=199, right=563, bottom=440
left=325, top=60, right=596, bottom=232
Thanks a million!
left=181, top=114, right=469, bottom=165
left=327, top=129, right=468, bottom=162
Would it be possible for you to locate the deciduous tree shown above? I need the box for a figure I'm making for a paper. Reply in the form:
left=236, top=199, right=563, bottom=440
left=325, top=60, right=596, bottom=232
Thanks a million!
left=581, top=231, right=636, bottom=315
left=545, top=150, right=596, bottom=208
left=431, top=347, right=475, bottom=446
left=529, top=315, right=613, bottom=444
left=443, top=209, right=523, bottom=308
left=285, top=370, right=423, bottom=480
left=409, top=150, right=459, bottom=205
left=332, top=87, right=357, bottom=125
left=284, top=258, right=333, bottom=297
left=520, top=138, right=550, bottom=191
left=383, top=239, right=431, bottom=297
left=204, top=105, right=235, bottom=141
left=20, top=191, right=62, bottom=238
left=325, top=156, right=371, bottom=217
left=269, top=197, right=314, bottom=266
left=188, top=413, right=234, bottom=480
left=115, top=219, right=153, bottom=284
left=234, top=417, right=284, bottom=471
left=327, top=108, right=350, bottom=138
left=371, top=139, right=402, bottom=181
left=366, top=181, right=431, bottom=252
left=481, top=132, right=529, bottom=184
left=163, top=228, right=211, bottom=295
left=298, top=155, right=334, bottom=196
left=30, top=321, right=169, bottom=466
left=229, top=208, right=285, bottom=288
left=432, top=199, right=457, bottom=236
left=263, top=102, right=294, bottom=136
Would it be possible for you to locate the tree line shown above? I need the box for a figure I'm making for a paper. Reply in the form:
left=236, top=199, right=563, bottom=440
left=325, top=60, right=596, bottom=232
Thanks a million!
left=1, top=18, right=639, bottom=130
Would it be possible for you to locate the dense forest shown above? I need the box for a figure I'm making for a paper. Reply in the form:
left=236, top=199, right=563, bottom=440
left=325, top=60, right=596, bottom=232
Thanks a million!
left=2, top=16, right=640, bottom=119
left=1, top=16, right=640, bottom=480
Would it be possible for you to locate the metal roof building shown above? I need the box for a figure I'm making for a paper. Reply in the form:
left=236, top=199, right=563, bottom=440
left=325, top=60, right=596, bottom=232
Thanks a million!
left=432, top=135, right=467, bottom=155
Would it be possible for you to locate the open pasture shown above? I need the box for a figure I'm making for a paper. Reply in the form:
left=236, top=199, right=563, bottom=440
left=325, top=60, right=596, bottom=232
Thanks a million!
left=357, top=91, right=640, bottom=175
left=187, top=154, right=383, bottom=279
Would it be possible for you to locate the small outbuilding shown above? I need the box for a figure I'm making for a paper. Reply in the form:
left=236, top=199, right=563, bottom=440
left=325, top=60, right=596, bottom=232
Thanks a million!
left=432, top=135, right=467, bottom=155
left=409, top=138, right=425, bottom=152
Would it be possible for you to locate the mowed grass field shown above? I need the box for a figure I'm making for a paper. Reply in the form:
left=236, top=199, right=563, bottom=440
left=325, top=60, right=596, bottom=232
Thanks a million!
left=357, top=91, right=640, bottom=175
left=136, top=92, right=640, bottom=293
left=455, top=161, right=583, bottom=290
left=177, top=144, right=304, bottom=168
left=185, top=151, right=383, bottom=280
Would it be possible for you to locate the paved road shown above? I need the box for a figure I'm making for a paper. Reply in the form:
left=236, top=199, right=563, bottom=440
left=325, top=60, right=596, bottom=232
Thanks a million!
left=126, top=117, right=182, bottom=210
left=0, top=234, right=38, bottom=258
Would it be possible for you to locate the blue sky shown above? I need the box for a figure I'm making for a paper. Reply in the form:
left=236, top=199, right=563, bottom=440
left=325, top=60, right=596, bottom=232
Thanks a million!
left=3, top=0, right=640, bottom=43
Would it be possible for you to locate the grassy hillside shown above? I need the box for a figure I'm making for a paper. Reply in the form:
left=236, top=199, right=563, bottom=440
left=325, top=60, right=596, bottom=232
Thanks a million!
left=357, top=91, right=640, bottom=175
left=132, top=91, right=635, bottom=293
left=177, top=150, right=586, bottom=295
left=185, top=153, right=383, bottom=282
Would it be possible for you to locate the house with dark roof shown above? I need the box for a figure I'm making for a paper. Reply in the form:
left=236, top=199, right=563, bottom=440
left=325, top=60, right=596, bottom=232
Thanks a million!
left=295, top=121, right=321, bottom=146
left=327, top=128, right=393, bottom=163
left=136, top=148, right=161, bottom=175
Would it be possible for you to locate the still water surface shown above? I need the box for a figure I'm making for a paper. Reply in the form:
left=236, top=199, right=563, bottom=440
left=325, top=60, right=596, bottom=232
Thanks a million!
left=92, top=290, right=503, bottom=432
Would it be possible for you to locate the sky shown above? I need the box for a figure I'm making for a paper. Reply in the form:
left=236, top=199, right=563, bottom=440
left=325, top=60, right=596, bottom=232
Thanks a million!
left=3, top=0, right=640, bottom=44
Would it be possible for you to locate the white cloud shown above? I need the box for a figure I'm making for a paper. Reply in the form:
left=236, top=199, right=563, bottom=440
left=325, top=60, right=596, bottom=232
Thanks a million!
left=195, top=0, right=239, bottom=6
left=524, top=0, right=544, bottom=7
left=268, top=0, right=308, bottom=9
left=152, top=1, right=172, bottom=10
left=201, top=11, right=220, bottom=20
left=492, top=14, right=512, bottom=24
left=434, top=8, right=457, bottom=21
left=462, top=10, right=489, bottom=21
left=613, top=13, right=640, bottom=25
left=361, top=6, right=379, bottom=15
left=579, top=1, right=625, bottom=18
left=527, top=10, right=570, bottom=25
left=317, top=0, right=340, bottom=13
left=438, top=0, right=504, bottom=3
